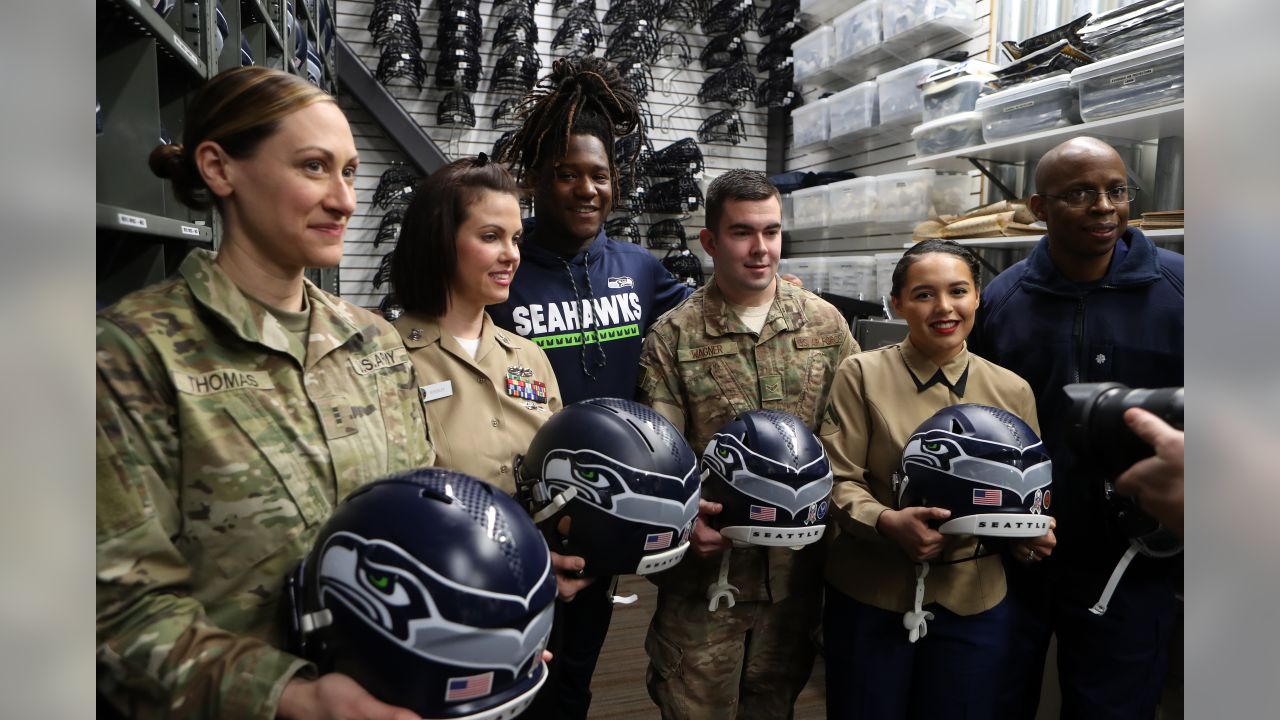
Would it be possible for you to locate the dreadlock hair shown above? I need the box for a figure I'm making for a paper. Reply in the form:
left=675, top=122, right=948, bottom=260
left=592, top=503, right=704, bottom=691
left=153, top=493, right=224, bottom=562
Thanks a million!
left=496, top=56, right=644, bottom=209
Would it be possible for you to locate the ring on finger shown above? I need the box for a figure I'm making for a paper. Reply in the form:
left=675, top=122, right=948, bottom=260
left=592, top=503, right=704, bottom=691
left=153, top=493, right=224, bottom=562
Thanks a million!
left=1027, top=549, right=1036, bottom=562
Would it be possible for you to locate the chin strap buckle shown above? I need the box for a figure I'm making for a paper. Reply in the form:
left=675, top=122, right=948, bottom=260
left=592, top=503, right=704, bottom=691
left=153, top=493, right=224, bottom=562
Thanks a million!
left=902, top=562, right=934, bottom=643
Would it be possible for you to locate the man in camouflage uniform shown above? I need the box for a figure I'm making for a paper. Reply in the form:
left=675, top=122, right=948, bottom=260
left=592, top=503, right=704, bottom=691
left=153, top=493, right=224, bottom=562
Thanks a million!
left=637, top=170, right=858, bottom=720
left=96, top=249, right=434, bottom=718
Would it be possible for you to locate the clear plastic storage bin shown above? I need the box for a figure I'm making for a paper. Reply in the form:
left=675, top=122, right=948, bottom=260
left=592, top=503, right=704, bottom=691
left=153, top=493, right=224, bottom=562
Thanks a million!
left=832, top=1, right=881, bottom=64
left=975, top=74, right=1080, bottom=142
left=882, top=0, right=975, bottom=44
left=1070, top=38, right=1184, bottom=122
left=790, top=186, right=828, bottom=229
left=920, top=60, right=997, bottom=121
left=878, top=58, right=951, bottom=126
left=800, top=0, right=851, bottom=25
left=786, top=257, right=828, bottom=293
left=827, top=176, right=879, bottom=226
left=911, top=112, right=983, bottom=156
left=827, top=256, right=877, bottom=299
left=791, top=98, right=829, bottom=150
left=827, top=81, right=879, bottom=141
left=875, top=251, right=906, bottom=301
left=876, top=170, right=971, bottom=222
left=792, top=26, right=835, bottom=83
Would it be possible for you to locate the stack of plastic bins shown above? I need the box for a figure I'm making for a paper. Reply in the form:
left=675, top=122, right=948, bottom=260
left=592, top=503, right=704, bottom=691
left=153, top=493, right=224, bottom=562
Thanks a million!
left=919, top=60, right=998, bottom=121
left=790, top=185, right=829, bottom=233
left=875, top=251, right=906, bottom=302
left=1070, top=37, right=1184, bottom=122
left=791, top=97, right=830, bottom=151
left=876, top=170, right=971, bottom=224
left=827, top=81, right=879, bottom=145
left=830, top=1, right=884, bottom=81
left=826, top=176, right=879, bottom=230
left=882, top=0, right=976, bottom=58
left=792, top=26, right=835, bottom=86
left=827, top=255, right=877, bottom=300
left=911, top=112, right=983, bottom=157
left=877, top=58, right=950, bottom=136
left=975, top=74, right=1080, bottom=142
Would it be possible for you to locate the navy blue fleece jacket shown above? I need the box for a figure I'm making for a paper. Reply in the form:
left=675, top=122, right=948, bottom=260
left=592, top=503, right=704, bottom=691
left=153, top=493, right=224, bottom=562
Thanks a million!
left=489, top=221, right=692, bottom=404
left=969, top=227, right=1184, bottom=562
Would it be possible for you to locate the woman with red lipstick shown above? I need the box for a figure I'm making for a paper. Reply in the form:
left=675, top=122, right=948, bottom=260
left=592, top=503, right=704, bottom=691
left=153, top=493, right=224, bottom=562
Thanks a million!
left=818, top=239, right=1056, bottom=719
left=97, top=67, right=435, bottom=719
left=387, top=155, right=562, bottom=495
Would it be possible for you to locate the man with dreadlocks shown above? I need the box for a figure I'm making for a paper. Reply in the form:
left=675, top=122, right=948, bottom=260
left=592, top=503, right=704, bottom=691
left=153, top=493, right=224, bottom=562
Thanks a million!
left=490, top=56, right=692, bottom=720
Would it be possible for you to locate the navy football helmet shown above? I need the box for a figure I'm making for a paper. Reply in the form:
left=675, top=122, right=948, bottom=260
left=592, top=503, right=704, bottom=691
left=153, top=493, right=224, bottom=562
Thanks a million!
left=515, top=398, right=701, bottom=577
left=286, top=469, right=556, bottom=720
left=896, top=404, right=1053, bottom=539
left=701, top=410, right=833, bottom=547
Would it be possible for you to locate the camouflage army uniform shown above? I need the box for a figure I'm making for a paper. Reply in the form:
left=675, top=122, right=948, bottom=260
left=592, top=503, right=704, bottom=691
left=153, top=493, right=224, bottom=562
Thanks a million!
left=637, top=278, right=857, bottom=720
left=96, top=249, right=434, bottom=719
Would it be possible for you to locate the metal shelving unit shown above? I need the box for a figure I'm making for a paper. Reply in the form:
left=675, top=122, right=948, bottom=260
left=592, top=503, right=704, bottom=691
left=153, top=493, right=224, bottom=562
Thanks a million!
left=97, top=0, right=339, bottom=307
left=908, top=103, right=1186, bottom=170
left=900, top=228, right=1185, bottom=249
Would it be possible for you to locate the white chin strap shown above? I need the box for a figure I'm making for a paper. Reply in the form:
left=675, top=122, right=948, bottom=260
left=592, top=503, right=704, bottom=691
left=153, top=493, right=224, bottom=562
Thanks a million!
left=1089, top=541, right=1141, bottom=616
left=902, top=562, right=934, bottom=643
left=706, top=548, right=739, bottom=612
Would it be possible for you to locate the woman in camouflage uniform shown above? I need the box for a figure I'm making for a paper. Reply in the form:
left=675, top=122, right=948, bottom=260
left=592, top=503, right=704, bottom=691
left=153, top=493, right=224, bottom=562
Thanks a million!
left=96, top=67, right=433, bottom=720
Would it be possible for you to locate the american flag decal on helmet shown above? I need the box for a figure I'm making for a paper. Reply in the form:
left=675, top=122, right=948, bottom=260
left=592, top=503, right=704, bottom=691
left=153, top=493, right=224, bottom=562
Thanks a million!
left=644, top=531, right=673, bottom=550
left=972, top=488, right=1002, bottom=506
left=749, top=505, right=776, bottom=522
left=445, top=671, right=494, bottom=702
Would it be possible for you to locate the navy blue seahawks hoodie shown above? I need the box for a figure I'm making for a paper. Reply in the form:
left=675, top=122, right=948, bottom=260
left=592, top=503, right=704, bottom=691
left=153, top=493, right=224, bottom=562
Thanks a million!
left=489, top=220, right=691, bottom=404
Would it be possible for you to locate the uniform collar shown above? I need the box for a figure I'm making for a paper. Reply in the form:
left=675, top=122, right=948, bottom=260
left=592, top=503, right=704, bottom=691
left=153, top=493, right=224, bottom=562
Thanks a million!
left=181, top=249, right=363, bottom=365
left=701, top=275, right=805, bottom=338
left=898, top=337, right=970, bottom=397
left=394, top=312, right=518, bottom=363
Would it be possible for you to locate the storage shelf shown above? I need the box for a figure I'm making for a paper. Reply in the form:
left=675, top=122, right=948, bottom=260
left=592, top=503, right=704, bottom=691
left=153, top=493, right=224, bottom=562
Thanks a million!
left=105, top=0, right=207, bottom=79
left=900, top=228, right=1184, bottom=249
left=98, top=203, right=214, bottom=245
left=908, top=103, right=1185, bottom=168
left=242, top=0, right=285, bottom=51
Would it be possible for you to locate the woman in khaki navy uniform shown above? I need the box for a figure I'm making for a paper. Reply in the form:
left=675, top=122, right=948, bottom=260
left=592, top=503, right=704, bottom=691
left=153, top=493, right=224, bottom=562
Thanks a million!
left=96, top=68, right=434, bottom=720
left=387, top=156, right=562, bottom=495
left=819, top=240, right=1058, bottom=719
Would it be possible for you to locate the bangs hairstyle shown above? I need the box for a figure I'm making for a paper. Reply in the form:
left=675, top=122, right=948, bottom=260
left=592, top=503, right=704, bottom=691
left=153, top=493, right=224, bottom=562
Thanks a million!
left=390, top=156, right=523, bottom=317
left=890, top=239, right=982, bottom=299
left=704, top=169, right=781, bottom=233
left=495, top=56, right=643, bottom=208
left=148, top=66, right=334, bottom=210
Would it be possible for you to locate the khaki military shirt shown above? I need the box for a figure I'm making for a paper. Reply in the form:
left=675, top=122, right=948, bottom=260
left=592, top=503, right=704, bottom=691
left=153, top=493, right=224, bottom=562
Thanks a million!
left=820, top=339, right=1039, bottom=615
left=96, top=250, right=434, bottom=719
left=638, top=277, right=857, bottom=603
left=393, top=312, right=562, bottom=493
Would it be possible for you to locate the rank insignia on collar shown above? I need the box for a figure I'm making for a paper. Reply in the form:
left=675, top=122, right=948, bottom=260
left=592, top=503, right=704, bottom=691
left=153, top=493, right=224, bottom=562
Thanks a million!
left=505, top=374, right=548, bottom=403
left=408, top=328, right=422, bottom=341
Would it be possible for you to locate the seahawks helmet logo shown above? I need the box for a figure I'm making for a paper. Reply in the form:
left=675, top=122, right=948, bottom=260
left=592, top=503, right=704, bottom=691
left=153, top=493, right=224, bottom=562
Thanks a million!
left=902, top=430, right=1052, bottom=501
left=541, top=447, right=699, bottom=530
left=703, top=432, right=833, bottom=516
left=316, top=532, right=553, bottom=675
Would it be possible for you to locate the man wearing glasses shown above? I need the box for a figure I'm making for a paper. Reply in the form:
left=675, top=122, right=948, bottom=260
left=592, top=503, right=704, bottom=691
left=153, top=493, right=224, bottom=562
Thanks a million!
left=969, top=137, right=1184, bottom=719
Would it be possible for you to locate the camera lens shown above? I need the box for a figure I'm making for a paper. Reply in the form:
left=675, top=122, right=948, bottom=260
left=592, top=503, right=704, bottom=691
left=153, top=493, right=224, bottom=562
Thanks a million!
left=1064, top=383, right=1183, bottom=476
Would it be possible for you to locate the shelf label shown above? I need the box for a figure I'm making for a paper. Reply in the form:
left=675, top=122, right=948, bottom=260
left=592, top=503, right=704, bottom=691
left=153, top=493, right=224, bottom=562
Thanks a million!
left=1004, top=100, right=1034, bottom=113
left=174, top=33, right=200, bottom=68
left=1110, top=68, right=1154, bottom=86
left=117, top=213, right=148, bottom=229
left=181, top=225, right=202, bottom=237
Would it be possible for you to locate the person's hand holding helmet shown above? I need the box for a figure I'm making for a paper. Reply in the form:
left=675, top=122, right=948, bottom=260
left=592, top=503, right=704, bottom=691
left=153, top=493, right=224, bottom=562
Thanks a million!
left=690, top=500, right=732, bottom=557
left=278, top=673, right=419, bottom=720
left=1011, top=515, right=1058, bottom=564
left=551, top=516, right=596, bottom=601
left=876, top=507, right=951, bottom=562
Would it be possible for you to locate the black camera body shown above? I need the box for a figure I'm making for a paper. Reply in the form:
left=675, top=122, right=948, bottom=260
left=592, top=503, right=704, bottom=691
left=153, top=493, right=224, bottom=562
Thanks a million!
left=1063, top=382, right=1183, bottom=554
